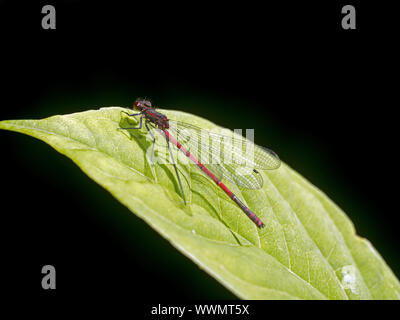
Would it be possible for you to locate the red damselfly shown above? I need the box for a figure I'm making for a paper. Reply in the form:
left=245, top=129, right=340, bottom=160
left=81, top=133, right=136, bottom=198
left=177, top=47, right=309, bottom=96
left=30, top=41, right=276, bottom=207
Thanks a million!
left=120, top=98, right=281, bottom=229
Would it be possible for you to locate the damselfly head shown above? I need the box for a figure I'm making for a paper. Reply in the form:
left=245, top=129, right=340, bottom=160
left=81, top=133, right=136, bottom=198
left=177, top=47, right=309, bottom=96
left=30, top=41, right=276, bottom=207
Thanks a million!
left=134, top=98, right=152, bottom=111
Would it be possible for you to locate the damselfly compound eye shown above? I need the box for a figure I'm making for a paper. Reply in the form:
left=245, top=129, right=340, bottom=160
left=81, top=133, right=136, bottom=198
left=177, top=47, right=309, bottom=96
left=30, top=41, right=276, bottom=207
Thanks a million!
left=134, top=98, right=152, bottom=110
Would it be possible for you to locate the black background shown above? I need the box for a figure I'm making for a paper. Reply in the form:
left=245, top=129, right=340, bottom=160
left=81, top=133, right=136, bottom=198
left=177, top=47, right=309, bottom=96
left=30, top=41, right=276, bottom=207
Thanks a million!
left=1, top=0, right=399, bottom=312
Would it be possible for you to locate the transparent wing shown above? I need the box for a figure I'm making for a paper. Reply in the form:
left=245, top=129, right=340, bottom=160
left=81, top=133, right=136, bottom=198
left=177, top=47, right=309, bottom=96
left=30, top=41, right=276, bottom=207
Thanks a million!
left=207, top=164, right=264, bottom=189
left=168, top=120, right=281, bottom=170
left=161, top=120, right=281, bottom=189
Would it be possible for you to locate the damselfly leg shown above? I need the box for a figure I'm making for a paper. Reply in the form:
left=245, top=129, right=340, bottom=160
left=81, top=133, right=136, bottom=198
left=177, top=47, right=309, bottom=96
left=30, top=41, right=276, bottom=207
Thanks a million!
left=118, top=113, right=143, bottom=130
left=120, top=112, right=187, bottom=204
left=163, top=129, right=187, bottom=205
left=144, top=121, right=156, bottom=164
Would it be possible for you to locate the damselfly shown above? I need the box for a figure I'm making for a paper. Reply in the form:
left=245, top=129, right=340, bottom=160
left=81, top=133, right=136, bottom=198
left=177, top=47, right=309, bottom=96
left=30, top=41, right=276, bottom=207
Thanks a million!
left=120, top=98, right=281, bottom=228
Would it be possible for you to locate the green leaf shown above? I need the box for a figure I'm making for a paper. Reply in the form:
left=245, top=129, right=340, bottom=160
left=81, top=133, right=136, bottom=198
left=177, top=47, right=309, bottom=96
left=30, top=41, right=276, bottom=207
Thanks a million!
left=1, top=107, right=399, bottom=300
